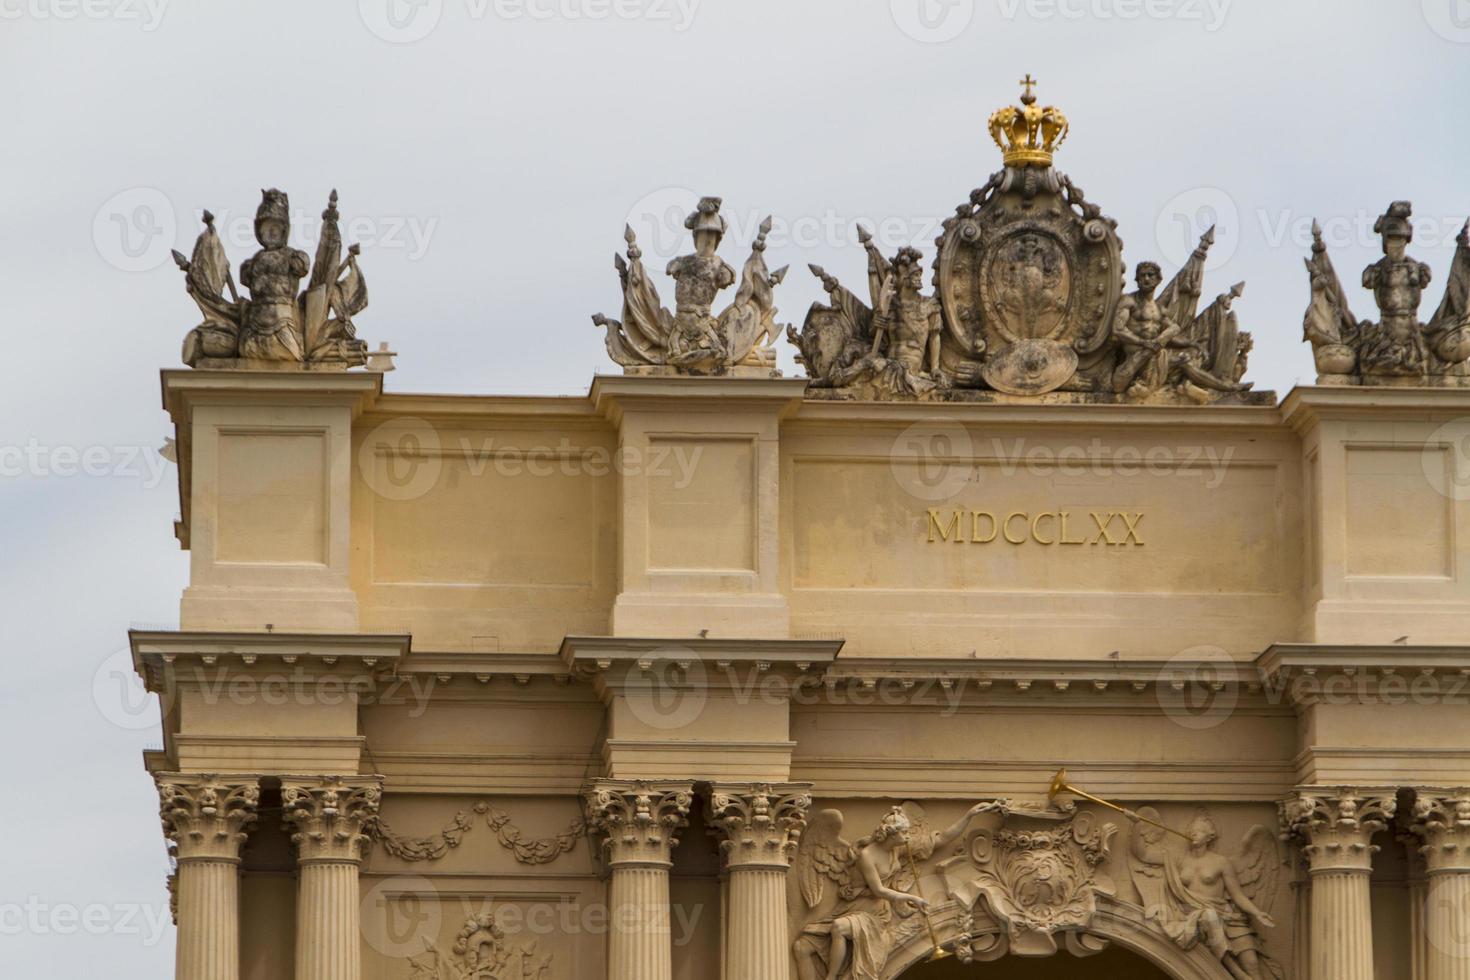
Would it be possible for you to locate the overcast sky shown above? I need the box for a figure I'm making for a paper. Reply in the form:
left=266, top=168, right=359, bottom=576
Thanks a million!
left=3, top=0, right=1469, bottom=974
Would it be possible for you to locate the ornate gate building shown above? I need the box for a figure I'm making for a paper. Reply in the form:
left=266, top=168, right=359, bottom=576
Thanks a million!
left=137, top=83, right=1470, bottom=980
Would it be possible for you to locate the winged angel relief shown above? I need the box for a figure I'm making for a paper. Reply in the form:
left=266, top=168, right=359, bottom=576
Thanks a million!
left=789, top=802, right=997, bottom=980
left=1127, top=808, right=1281, bottom=980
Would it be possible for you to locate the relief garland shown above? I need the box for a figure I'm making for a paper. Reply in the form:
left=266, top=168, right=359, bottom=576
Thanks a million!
left=369, top=802, right=586, bottom=866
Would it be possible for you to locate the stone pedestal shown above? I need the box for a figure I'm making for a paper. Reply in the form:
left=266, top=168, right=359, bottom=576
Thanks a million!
left=586, top=781, right=693, bottom=980
left=282, top=777, right=382, bottom=980
left=707, top=784, right=811, bottom=980
left=157, top=775, right=260, bottom=980
left=1286, top=789, right=1396, bottom=980
left=1412, top=791, right=1470, bottom=980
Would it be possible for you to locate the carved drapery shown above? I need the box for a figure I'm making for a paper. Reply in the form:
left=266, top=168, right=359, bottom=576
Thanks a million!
left=1284, top=788, right=1396, bottom=980
left=586, top=781, right=693, bottom=980
left=283, top=776, right=383, bottom=980
left=157, top=774, right=260, bottom=980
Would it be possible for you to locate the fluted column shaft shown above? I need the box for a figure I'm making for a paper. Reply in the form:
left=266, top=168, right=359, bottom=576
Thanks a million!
left=587, top=781, right=694, bottom=980
left=157, top=775, right=259, bottom=980
left=1412, top=791, right=1470, bottom=980
left=708, top=784, right=812, bottom=980
left=282, top=776, right=382, bottom=980
left=1284, top=789, right=1396, bottom=980
left=296, top=860, right=363, bottom=980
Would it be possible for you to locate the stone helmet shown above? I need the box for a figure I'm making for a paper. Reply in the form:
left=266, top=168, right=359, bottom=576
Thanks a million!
left=254, top=188, right=291, bottom=240
left=685, top=196, right=727, bottom=237
left=1373, top=200, right=1414, bottom=243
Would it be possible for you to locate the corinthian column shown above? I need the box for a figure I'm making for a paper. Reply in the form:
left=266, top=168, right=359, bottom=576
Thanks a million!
left=157, top=774, right=260, bottom=980
left=1411, top=791, right=1470, bottom=980
left=707, top=784, right=811, bottom=980
left=586, top=780, right=694, bottom=980
left=1285, top=788, right=1396, bottom=980
left=282, top=776, right=382, bottom=980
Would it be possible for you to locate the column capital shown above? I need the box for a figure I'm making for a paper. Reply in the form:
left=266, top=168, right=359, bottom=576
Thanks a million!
left=585, top=780, right=693, bottom=868
left=281, top=775, right=382, bottom=864
left=706, top=782, right=812, bottom=870
left=1282, top=787, right=1397, bottom=873
left=156, top=773, right=260, bottom=864
left=1408, top=788, right=1470, bottom=873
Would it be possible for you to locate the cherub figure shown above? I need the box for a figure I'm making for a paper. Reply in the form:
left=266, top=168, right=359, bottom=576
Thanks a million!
left=1127, top=808, right=1281, bottom=980
left=791, top=802, right=997, bottom=980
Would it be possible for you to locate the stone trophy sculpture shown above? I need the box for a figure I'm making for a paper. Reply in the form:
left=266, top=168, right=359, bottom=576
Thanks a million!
left=789, top=802, right=998, bottom=980
left=173, top=189, right=371, bottom=369
left=1126, top=807, right=1281, bottom=980
left=792, top=240, right=947, bottom=398
left=785, top=77, right=1259, bottom=404
left=593, top=196, right=787, bottom=376
left=1303, top=201, right=1470, bottom=384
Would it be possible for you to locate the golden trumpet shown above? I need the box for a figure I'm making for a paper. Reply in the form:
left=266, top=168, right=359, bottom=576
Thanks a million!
left=902, top=841, right=951, bottom=961
left=1048, top=768, right=1190, bottom=841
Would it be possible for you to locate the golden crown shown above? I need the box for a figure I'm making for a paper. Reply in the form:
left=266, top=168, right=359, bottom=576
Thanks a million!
left=988, top=75, right=1069, bottom=169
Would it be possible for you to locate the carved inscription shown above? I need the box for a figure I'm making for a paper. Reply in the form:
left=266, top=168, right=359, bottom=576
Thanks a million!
left=926, top=509, right=1146, bottom=547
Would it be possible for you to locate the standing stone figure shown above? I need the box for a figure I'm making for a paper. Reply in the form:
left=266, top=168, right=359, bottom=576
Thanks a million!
left=238, top=189, right=311, bottom=361
left=1358, top=201, right=1434, bottom=375
left=665, top=196, right=737, bottom=372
